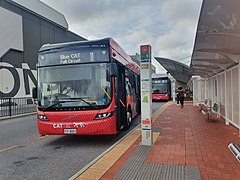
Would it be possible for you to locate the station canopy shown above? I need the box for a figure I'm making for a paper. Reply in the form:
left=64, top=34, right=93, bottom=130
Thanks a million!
left=155, top=57, right=191, bottom=84
left=190, top=0, right=240, bottom=78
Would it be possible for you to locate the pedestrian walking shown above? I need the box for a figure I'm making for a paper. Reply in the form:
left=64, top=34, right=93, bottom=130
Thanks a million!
left=178, top=87, right=185, bottom=108
left=176, top=89, right=180, bottom=105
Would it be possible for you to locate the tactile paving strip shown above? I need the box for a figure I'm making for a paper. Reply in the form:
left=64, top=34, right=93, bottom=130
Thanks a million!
left=114, top=145, right=201, bottom=180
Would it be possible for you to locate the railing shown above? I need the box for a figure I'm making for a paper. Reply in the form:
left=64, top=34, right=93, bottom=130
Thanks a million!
left=0, top=97, right=36, bottom=117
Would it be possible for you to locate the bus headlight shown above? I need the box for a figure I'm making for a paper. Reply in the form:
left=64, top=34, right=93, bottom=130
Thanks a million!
left=94, top=112, right=113, bottom=120
left=38, top=114, right=48, bottom=121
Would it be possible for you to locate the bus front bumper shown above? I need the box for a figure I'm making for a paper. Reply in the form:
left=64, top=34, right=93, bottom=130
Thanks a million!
left=152, top=94, right=169, bottom=101
left=37, top=116, right=117, bottom=135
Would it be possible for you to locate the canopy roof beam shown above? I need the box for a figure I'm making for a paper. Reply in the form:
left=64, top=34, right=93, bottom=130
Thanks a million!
left=205, top=31, right=240, bottom=39
left=197, top=49, right=240, bottom=63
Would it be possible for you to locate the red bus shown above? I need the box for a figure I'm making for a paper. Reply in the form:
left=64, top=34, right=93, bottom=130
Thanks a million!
left=32, top=38, right=140, bottom=135
left=152, top=74, right=171, bottom=101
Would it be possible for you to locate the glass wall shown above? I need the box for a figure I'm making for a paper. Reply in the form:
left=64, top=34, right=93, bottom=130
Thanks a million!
left=193, top=64, right=240, bottom=129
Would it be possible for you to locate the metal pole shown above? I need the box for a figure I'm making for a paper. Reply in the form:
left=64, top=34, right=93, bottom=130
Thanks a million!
left=8, top=98, right=11, bottom=117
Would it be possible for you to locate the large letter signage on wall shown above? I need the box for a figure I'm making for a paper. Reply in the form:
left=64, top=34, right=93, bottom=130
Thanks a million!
left=140, top=45, right=152, bottom=146
left=0, top=62, right=37, bottom=97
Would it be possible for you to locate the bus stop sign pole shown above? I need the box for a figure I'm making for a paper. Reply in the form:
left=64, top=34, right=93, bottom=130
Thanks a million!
left=140, top=45, right=153, bottom=146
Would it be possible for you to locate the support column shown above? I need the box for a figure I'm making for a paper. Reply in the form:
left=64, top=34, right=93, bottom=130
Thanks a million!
left=238, top=64, right=240, bottom=134
left=225, top=70, right=229, bottom=125
left=204, top=78, right=207, bottom=100
left=231, top=69, right=233, bottom=123
left=217, top=74, right=219, bottom=102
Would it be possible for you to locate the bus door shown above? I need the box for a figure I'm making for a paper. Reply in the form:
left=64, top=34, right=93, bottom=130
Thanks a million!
left=115, top=64, right=126, bottom=131
left=135, top=75, right=141, bottom=114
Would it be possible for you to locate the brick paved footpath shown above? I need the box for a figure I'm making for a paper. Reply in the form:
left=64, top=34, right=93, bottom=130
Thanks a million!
left=101, top=102, right=240, bottom=180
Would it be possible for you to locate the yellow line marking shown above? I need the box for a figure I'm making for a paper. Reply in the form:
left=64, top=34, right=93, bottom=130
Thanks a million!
left=76, top=130, right=140, bottom=180
left=0, top=145, right=17, bottom=153
left=74, top=102, right=169, bottom=179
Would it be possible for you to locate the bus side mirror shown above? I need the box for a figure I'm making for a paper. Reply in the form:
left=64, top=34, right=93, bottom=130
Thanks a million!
left=110, top=63, right=117, bottom=77
left=32, top=87, right=37, bottom=99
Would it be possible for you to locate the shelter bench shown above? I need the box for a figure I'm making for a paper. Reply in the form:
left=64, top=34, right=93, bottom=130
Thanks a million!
left=199, top=99, right=208, bottom=111
left=205, top=102, right=220, bottom=122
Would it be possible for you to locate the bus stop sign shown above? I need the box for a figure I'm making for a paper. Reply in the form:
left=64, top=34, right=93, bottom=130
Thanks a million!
left=140, top=45, right=152, bottom=146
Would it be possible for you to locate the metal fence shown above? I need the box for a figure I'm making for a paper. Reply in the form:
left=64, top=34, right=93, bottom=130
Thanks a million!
left=0, top=97, right=36, bottom=117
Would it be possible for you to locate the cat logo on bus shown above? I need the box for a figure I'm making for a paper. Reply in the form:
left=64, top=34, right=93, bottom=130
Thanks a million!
left=53, top=124, right=63, bottom=128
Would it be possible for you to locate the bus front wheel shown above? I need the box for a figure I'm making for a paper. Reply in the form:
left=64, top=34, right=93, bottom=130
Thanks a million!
left=123, top=109, right=132, bottom=130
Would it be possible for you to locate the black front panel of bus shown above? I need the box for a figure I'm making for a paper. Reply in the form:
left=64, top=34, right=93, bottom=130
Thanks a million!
left=38, top=47, right=110, bottom=67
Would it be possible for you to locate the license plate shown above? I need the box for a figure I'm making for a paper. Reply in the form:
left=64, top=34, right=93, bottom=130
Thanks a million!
left=64, top=129, right=77, bottom=134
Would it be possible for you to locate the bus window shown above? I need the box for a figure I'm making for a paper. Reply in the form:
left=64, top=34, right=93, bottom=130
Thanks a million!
left=126, top=81, right=131, bottom=96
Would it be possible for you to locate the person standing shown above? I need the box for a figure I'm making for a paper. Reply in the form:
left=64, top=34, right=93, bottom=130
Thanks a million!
left=178, top=87, right=185, bottom=108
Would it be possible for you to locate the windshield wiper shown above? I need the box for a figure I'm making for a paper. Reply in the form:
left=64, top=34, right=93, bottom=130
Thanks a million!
left=42, top=101, right=64, bottom=111
left=42, top=97, right=97, bottom=111
left=67, top=97, right=97, bottom=109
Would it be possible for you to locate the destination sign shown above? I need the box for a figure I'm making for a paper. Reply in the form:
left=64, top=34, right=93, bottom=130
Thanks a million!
left=38, top=47, right=110, bottom=67
left=59, top=53, right=81, bottom=64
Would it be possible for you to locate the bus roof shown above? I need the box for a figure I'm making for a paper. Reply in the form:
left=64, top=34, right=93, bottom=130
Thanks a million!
left=108, top=38, right=140, bottom=75
left=152, top=73, right=168, bottom=79
left=39, top=37, right=140, bottom=75
left=39, top=38, right=112, bottom=53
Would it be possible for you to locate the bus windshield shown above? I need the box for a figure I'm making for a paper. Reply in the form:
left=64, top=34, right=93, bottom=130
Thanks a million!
left=38, top=63, right=111, bottom=109
left=152, top=83, right=168, bottom=94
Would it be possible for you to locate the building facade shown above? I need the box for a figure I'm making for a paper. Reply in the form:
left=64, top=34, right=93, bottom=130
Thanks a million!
left=0, top=0, right=86, bottom=99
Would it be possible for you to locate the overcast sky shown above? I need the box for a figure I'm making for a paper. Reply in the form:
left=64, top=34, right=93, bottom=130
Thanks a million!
left=41, top=0, right=202, bottom=73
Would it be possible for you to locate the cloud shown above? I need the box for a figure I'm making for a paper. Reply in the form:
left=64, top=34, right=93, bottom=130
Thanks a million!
left=161, top=0, right=202, bottom=23
left=41, top=0, right=202, bottom=73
